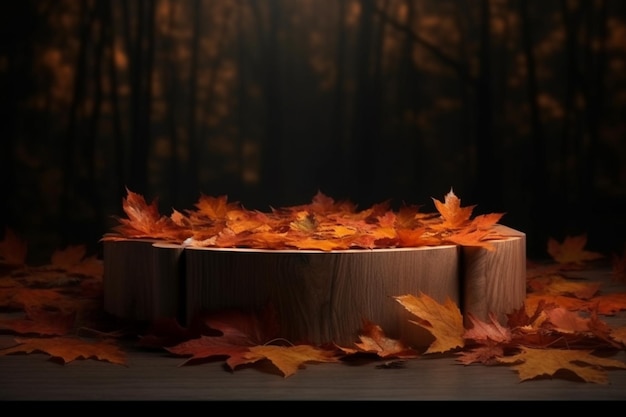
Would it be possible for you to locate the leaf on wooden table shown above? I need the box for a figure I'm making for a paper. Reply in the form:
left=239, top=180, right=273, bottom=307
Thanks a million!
left=463, top=312, right=512, bottom=344
left=165, top=334, right=252, bottom=366
left=0, top=308, right=76, bottom=336
left=547, top=234, right=604, bottom=265
left=527, top=275, right=601, bottom=299
left=350, top=319, right=419, bottom=359
left=0, top=336, right=127, bottom=366
left=165, top=306, right=282, bottom=365
left=237, top=344, right=341, bottom=378
left=394, top=292, right=464, bottom=354
left=524, top=293, right=588, bottom=315
left=497, top=346, right=626, bottom=384
left=456, top=344, right=505, bottom=365
left=543, top=307, right=591, bottom=333
left=589, top=292, right=626, bottom=315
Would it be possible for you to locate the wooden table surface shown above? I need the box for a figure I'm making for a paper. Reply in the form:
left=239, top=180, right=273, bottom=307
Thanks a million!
left=2, top=267, right=626, bottom=401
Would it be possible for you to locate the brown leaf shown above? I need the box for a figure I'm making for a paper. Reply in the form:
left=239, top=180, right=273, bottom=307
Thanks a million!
left=0, top=309, right=76, bottom=336
left=497, top=346, right=626, bottom=384
left=456, top=345, right=504, bottom=365
left=527, top=275, right=601, bottom=299
left=165, top=334, right=252, bottom=365
left=0, top=336, right=127, bottom=366
left=463, top=312, right=512, bottom=344
left=350, top=319, right=419, bottom=359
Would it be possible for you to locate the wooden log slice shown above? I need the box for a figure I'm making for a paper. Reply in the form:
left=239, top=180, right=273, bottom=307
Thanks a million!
left=461, top=225, right=526, bottom=325
left=151, top=242, right=186, bottom=321
left=103, top=239, right=159, bottom=321
left=184, top=245, right=461, bottom=347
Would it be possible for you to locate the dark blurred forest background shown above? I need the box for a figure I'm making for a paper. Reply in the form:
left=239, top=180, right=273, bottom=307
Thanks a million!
left=1, top=0, right=625, bottom=263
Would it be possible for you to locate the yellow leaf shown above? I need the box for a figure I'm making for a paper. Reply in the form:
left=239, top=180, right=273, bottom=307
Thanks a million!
left=497, top=346, right=626, bottom=384
left=243, top=344, right=340, bottom=378
left=394, top=292, right=464, bottom=354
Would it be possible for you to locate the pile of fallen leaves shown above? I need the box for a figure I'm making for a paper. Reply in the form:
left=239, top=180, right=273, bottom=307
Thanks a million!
left=1, top=190, right=626, bottom=383
left=101, top=187, right=511, bottom=251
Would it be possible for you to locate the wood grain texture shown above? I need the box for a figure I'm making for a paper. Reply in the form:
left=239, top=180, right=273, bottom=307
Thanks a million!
left=102, top=226, right=526, bottom=347
left=461, top=225, right=526, bottom=325
left=103, top=239, right=159, bottom=320
left=184, top=245, right=460, bottom=347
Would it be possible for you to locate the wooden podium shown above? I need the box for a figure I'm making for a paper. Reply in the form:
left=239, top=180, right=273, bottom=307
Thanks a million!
left=103, top=225, right=526, bottom=348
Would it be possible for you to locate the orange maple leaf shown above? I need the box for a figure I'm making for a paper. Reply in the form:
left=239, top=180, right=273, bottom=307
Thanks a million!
left=589, top=293, right=626, bottom=315
left=193, top=194, right=234, bottom=221
left=497, top=346, right=626, bottom=384
left=432, top=188, right=475, bottom=229
left=524, top=293, right=588, bottom=315
left=527, top=275, right=601, bottom=300
left=105, top=188, right=187, bottom=241
left=238, top=344, right=341, bottom=378
left=0, top=336, right=127, bottom=366
left=346, top=319, right=419, bottom=359
left=543, top=307, right=592, bottom=333
left=394, top=292, right=464, bottom=354
left=547, top=234, right=604, bottom=265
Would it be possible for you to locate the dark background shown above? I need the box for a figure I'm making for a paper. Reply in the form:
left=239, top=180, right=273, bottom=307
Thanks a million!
left=1, top=0, right=625, bottom=263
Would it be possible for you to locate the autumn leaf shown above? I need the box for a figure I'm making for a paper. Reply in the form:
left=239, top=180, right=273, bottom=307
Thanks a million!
left=193, top=194, right=234, bottom=221
left=456, top=344, right=505, bottom=365
left=441, top=227, right=498, bottom=250
left=463, top=312, right=512, bottom=344
left=456, top=313, right=511, bottom=365
left=165, top=334, right=253, bottom=366
left=543, top=307, right=592, bottom=333
left=497, top=346, right=626, bottom=384
left=106, top=188, right=511, bottom=251
left=104, top=188, right=188, bottom=241
left=345, top=319, right=419, bottom=359
left=0, top=336, right=127, bottom=366
left=394, top=292, right=464, bottom=354
left=524, top=293, right=588, bottom=315
left=3, top=288, right=75, bottom=313
left=527, top=275, right=601, bottom=299
left=165, top=307, right=282, bottom=366
left=0, top=309, right=76, bottom=336
left=547, top=234, right=604, bottom=265
left=432, top=188, right=475, bottom=229
left=589, top=293, right=626, bottom=315
left=237, top=344, right=341, bottom=378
